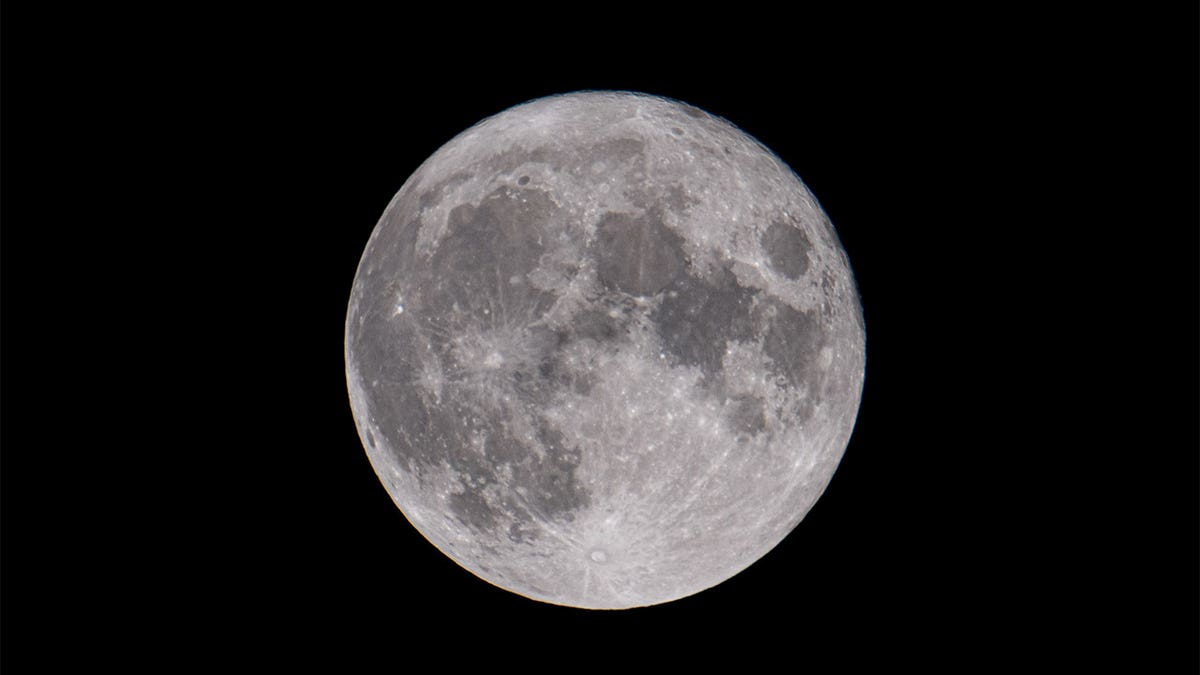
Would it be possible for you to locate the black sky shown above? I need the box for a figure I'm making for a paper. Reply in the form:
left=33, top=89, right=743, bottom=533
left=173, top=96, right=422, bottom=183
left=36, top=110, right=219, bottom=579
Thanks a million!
left=4, top=7, right=1196, bottom=669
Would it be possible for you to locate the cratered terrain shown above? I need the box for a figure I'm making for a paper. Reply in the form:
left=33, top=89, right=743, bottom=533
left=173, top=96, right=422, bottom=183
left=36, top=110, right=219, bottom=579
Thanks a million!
left=345, top=91, right=865, bottom=609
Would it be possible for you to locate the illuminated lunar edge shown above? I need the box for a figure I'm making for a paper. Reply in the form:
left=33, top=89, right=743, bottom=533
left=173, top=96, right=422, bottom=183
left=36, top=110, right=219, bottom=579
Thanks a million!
left=345, top=91, right=865, bottom=609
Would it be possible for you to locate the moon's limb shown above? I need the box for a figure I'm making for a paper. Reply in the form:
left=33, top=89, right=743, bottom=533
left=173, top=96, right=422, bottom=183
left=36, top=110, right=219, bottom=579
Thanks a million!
left=345, top=91, right=865, bottom=609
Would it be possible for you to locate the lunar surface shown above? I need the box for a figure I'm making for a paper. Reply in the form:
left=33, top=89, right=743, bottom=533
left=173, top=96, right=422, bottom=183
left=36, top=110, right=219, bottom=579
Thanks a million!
left=344, top=91, right=865, bottom=609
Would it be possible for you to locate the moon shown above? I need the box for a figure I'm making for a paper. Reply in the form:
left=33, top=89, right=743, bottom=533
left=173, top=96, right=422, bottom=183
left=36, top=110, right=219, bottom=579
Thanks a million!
left=344, top=91, right=865, bottom=609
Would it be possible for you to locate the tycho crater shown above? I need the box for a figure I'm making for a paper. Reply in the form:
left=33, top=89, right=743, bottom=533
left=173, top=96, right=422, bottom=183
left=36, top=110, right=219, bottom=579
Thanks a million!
left=344, top=91, right=865, bottom=609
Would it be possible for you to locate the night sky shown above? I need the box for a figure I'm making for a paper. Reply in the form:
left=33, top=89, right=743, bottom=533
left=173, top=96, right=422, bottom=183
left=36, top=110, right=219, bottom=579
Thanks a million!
left=4, top=7, right=1195, bottom=669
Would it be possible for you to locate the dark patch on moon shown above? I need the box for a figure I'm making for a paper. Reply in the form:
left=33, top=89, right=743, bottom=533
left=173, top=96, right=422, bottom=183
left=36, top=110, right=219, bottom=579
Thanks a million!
left=662, top=183, right=698, bottom=214
left=652, top=264, right=758, bottom=378
left=349, top=324, right=432, bottom=475
left=761, top=220, right=811, bottom=279
left=352, top=215, right=422, bottom=320
left=594, top=211, right=686, bottom=297
left=570, top=309, right=625, bottom=343
left=482, top=145, right=558, bottom=179
left=508, top=521, right=539, bottom=544
left=505, top=325, right=563, bottom=404
left=760, top=300, right=823, bottom=393
left=428, top=186, right=558, bottom=322
left=541, top=304, right=634, bottom=395
left=400, top=396, right=465, bottom=474
left=816, top=271, right=841, bottom=326
left=571, top=373, right=596, bottom=395
left=536, top=350, right=574, bottom=393
left=417, top=172, right=473, bottom=214
left=587, top=137, right=645, bottom=166
left=449, top=485, right=501, bottom=531
left=458, top=420, right=589, bottom=535
left=405, top=399, right=590, bottom=534
left=359, top=264, right=593, bottom=535
left=725, top=395, right=767, bottom=439
left=521, top=422, right=588, bottom=518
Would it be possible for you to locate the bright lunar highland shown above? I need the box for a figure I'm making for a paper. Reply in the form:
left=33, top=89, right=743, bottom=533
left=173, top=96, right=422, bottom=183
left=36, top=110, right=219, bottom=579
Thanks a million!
left=345, top=91, right=865, bottom=609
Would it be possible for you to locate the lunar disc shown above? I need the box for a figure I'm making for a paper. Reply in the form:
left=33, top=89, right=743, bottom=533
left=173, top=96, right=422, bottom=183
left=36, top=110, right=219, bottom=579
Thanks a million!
left=345, top=91, right=865, bottom=609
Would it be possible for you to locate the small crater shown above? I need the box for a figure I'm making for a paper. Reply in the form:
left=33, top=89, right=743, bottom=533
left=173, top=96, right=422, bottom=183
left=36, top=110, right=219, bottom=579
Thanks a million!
left=364, top=429, right=376, bottom=449
left=589, top=549, right=609, bottom=563
left=508, top=522, right=538, bottom=544
left=670, top=127, right=684, bottom=136
left=517, top=175, right=530, bottom=186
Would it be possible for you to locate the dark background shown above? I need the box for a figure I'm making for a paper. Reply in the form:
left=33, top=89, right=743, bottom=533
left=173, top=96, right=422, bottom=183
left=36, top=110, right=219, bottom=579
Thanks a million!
left=5, top=7, right=1195, bottom=669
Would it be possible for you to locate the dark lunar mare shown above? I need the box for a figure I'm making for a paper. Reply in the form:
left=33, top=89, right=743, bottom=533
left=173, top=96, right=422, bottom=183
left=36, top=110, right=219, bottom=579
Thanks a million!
left=725, top=394, right=768, bottom=439
left=350, top=184, right=593, bottom=539
left=427, top=186, right=558, bottom=324
left=594, top=210, right=685, bottom=297
left=762, top=220, right=812, bottom=280
left=652, top=264, right=759, bottom=380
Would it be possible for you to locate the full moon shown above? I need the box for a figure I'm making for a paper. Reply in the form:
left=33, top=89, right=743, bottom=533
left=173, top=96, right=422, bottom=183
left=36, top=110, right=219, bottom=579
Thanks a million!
left=344, top=91, right=865, bottom=609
